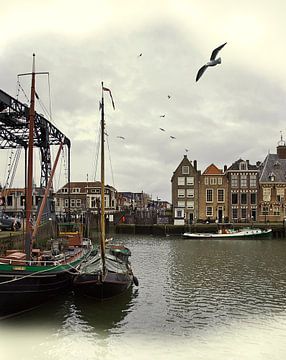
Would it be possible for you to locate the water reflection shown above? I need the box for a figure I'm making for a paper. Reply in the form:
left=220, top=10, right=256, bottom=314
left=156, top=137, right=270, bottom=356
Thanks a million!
left=71, top=288, right=135, bottom=336
left=165, top=238, right=286, bottom=331
left=2, top=235, right=286, bottom=360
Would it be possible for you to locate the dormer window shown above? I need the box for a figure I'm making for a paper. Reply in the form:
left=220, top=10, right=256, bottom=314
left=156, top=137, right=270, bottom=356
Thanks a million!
left=274, top=161, right=281, bottom=168
left=239, top=161, right=247, bottom=171
left=269, top=172, right=275, bottom=182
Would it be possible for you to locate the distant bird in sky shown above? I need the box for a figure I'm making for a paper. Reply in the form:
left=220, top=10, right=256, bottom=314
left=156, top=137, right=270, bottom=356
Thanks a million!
left=196, top=42, right=227, bottom=82
left=159, top=128, right=166, bottom=131
left=160, top=114, right=165, bottom=118
left=170, top=136, right=176, bottom=139
left=138, top=53, right=142, bottom=57
left=117, top=136, right=125, bottom=140
left=185, top=149, right=189, bottom=152
left=167, top=95, right=171, bottom=99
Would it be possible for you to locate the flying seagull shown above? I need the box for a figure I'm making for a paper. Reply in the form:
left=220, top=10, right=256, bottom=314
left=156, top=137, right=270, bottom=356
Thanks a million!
left=159, top=128, right=166, bottom=131
left=117, top=136, right=125, bottom=140
left=138, top=53, right=142, bottom=57
left=196, top=42, right=227, bottom=82
left=170, top=136, right=176, bottom=139
left=160, top=114, right=166, bottom=118
left=167, top=95, right=171, bottom=99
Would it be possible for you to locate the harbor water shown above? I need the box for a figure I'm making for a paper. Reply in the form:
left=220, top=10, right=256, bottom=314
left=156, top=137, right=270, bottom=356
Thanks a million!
left=1, top=234, right=286, bottom=359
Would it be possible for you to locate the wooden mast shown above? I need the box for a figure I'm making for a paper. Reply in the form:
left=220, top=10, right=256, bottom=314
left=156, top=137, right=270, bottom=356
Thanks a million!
left=100, top=82, right=106, bottom=273
left=25, top=54, right=36, bottom=259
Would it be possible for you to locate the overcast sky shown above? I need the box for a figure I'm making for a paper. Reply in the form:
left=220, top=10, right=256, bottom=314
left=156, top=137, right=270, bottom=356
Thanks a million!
left=1, top=0, right=286, bottom=202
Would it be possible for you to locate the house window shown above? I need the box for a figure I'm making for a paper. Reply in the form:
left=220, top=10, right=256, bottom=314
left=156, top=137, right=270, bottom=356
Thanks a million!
left=241, top=193, right=247, bottom=204
left=175, top=209, right=183, bottom=218
left=210, top=177, right=217, bottom=185
left=218, top=177, right=222, bottom=185
left=187, top=189, right=194, bottom=197
left=178, top=189, right=185, bottom=198
left=70, top=199, right=76, bottom=207
left=273, top=206, right=280, bottom=216
left=241, top=208, right=247, bottom=219
left=206, top=206, right=213, bottom=216
left=178, top=177, right=185, bottom=186
left=76, top=199, right=81, bottom=207
left=232, top=208, right=238, bottom=219
left=186, top=177, right=194, bottom=185
left=250, top=193, right=257, bottom=205
left=250, top=175, right=256, bottom=187
left=231, top=175, right=238, bottom=187
left=177, top=201, right=185, bottom=207
left=204, top=177, right=209, bottom=185
left=240, top=175, right=247, bottom=187
left=186, top=201, right=194, bottom=209
left=276, top=188, right=284, bottom=202
left=182, top=166, right=189, bottom=174
left=231, top=193, right=238, bottom=204
left=206, top=189, right=213, bottom=202
left=263, top=188, right=271, bottom=202
left=239, top=162, right=247, bottom=170
left=217, top=189, right=224, bottom=202
left=262, top=206, right=269, bottom=215
left=72, top=188, right=80, bottom=193
left=64, top=199, right=69, bottom=207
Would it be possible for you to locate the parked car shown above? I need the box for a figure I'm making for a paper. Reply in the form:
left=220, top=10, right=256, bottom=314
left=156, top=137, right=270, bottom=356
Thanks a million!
left=0, top=212, right=21, bottom=231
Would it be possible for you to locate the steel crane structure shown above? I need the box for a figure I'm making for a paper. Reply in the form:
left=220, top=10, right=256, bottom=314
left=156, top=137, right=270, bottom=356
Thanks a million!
left=0, top=88, right=71, bottom=190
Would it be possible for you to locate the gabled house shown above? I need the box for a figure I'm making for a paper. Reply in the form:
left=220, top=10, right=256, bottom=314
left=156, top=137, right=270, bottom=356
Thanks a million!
left=55, top=181, right=117, bottom=215
left=198, top=163, right=228, bottom=222
left=226, top=159, right=260, bottom=222
left=171, top=155, right=200, bottom=224
left=259, top=138, right=286, bottom=222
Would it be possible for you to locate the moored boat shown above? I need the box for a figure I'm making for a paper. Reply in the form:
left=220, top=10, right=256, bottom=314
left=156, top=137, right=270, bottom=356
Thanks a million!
left=0, top=55, right=92, bottom=318
left=183, top=227, right=272, bottom=239
left=73, top=82, right=137, bottom=299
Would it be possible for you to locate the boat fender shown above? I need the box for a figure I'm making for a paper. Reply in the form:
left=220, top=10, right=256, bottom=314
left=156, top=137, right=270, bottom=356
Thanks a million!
left=133, top=276, right=139, bottom=286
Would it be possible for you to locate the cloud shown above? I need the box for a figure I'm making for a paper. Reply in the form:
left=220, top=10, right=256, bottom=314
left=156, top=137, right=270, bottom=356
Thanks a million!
left=1, top=1, right=286, bottom=201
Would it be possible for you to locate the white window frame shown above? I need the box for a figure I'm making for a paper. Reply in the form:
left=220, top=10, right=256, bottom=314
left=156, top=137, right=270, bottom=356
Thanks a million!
left=178, top=189, right=185, bottom=198
left=231, top=175, right=238, bottom=187
left=186, top=177, right=194, bottom=185
left=206, top=206, right=213, bottom=216
left=210, top=177, right=217, bottom=185
left=217, top=189, right=224, bottom=203
left=186, top=201, right=194, bottom=209
left=250, top=174, right=256, bottom=187
left=187, top=189, right=194, bottom=198
left=240, top=175, right=247, bottom=187
left=263, top=188, right=271, bottom=202
left=206, top=189, right=213, bottom=203
left=178, top=200, right=185, bottom=207
left=182, top=166, right=189, bottom=175
left=178, top=177, right=185, bottom=186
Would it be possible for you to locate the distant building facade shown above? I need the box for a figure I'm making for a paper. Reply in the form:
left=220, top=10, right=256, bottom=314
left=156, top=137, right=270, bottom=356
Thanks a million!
left=226, top=159, right=260, bottom=222
left=171, top=155, right=200, bottom=224
left=258, top=139, right=286, bottom=222
left=198, top=164, right=228, bottom=223
left=54, top=181, right=117, bottom=215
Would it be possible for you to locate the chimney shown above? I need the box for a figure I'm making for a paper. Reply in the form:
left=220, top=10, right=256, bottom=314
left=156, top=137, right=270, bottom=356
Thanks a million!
left=277, top=144, right=286, bottom=159
left=224, top=165, right=227, bottom=172
left=194, top=160, right=197, bottom=170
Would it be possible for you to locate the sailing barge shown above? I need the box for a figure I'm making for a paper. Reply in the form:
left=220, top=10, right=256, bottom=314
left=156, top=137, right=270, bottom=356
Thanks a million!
left=73, top=82, right=137, bottom=299
left=0, top=55, right=91, bottom=318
